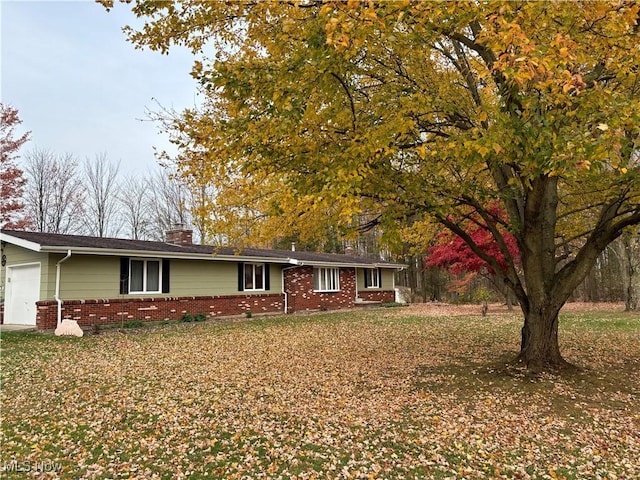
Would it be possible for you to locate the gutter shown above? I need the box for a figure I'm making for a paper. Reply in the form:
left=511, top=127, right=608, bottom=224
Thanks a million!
left=279, top=259, right=406, bottom=269
left=37, top=246, right=407, bottom=269
left=55, top=250, right=72, bottom=326
left=39, top=246, right=297, bottom=265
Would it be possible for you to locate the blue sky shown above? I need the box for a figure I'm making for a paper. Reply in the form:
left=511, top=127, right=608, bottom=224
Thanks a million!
left=1, top=0, right=199, bottom=174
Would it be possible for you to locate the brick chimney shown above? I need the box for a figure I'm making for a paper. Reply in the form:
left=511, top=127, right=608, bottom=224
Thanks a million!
left=166, top=224, right=193, bottom=245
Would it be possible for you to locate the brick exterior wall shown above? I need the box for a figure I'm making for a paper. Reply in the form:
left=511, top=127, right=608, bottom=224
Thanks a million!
left=285, top=266, right=357, bottom=312
left=358, top=290, right=395, bottom=303
left=35, top=294, right=284, bottom=330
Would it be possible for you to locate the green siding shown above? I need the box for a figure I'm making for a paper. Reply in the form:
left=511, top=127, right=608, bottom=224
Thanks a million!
left=172, top=260, right=237, bottom=296
left=161, top=259, right=283, bottom=296
left=43, top=254, right=57, bottom=300
left=0, top=244, right=50, bottom=301
left=382, top=269, right=395, bottom=290
left=170, top=260, right=231, bottom=296
left=57, top=254, right=120, bottom=299
left=356, top=267, right=395, bottom=292
left=54, top=255, right=284, bottom=300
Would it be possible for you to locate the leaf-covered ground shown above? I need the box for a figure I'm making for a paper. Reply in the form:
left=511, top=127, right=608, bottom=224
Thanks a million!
left=1, top=304, right=638, bottom=479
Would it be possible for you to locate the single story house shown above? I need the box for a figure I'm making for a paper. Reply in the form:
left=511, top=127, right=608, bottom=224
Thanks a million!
left=0, top=228, right=404, bottom=330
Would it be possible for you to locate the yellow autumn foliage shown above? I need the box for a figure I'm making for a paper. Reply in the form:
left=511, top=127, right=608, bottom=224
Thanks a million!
left=104, top=0, right=640, bottom=366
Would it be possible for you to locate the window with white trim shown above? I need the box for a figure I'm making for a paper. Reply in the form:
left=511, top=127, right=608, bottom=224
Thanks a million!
left=129, top=259, right=161, bottom=294
left=313, top=267, right=340, bottom=292
left=244, top=262, right=265, bottom=291
left=364, top=268, right=381, bottom=288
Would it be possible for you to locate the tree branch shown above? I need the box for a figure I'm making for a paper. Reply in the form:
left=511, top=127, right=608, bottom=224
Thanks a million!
left=329, top=71, right=357, bottom=134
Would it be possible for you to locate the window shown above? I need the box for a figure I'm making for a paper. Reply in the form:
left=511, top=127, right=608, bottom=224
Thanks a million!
left=243, top=262, right=265, bottom=291
left=313, top=267, right=340, bottom=292
left=364, top=268, right=381, bottom=288
left=120, top=257, right=169, bottom=294
left=129, top=259, right=161, bottom=294
left=238, top=262, right=270, bottom=292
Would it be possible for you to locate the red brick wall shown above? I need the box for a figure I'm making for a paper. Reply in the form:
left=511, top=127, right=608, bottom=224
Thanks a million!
left=358, top=290, right=395, bottom=302
left=36, top=294, right=284, bottom=330
left=284, top=266, right=357, bottom=313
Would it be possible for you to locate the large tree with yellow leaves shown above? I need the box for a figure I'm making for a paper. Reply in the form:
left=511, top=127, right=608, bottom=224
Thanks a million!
left=103, top=0, right=640, bottom=370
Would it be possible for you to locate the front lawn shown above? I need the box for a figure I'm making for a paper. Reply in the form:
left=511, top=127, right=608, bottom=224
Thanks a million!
left=1, top=305, right=638, bottom=479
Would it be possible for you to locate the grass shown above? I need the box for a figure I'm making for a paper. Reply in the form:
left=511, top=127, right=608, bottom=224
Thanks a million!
left=1, top=306, right=638, bottom=479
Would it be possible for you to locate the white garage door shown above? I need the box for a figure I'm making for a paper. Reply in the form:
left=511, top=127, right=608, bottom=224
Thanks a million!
left=5, top=264, right=40, bottom=325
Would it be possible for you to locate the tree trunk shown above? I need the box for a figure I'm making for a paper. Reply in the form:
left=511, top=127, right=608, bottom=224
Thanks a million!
left=505, top=292, right=514, bottom=311
left=518, top=307, right=567, bottom=371
left=620, top=234, right=640, bottom=311
left=515, top=175, right=570, bottom=370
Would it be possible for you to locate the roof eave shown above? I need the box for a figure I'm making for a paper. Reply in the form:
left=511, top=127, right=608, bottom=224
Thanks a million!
left=40, top=245, right=294, bottom=264
left=1, top=232, right=406, bottom=268
left=0, top=232, right=43, bottom=252
left=289, top=259, right=406, bottom=269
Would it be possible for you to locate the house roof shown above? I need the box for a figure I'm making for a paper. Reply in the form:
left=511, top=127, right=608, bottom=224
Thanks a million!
left=0, top=229, right=405, bottom=269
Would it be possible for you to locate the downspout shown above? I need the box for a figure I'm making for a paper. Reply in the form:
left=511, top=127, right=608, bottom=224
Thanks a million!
left=282, top=260, right=302, bottom=314
left=354, top=267, right=359, bottom=304
left=55, top=250, right=72, bottom=326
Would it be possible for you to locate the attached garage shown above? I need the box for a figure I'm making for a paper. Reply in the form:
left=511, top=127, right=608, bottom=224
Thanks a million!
left=4, top=263, right=40, bottom=326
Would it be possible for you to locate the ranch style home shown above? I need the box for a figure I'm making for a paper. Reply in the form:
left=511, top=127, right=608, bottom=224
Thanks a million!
left=0, top=228, right=404, bottom=330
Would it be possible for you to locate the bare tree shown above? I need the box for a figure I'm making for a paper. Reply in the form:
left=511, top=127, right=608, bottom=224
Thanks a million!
left=119, top=174, right=152, bottom=240
left=147, top=169, right=191, bottom=241
left=612, top=233, right=640, bottom=311
left=23, top=149, right=84, bottom=234
left=83, top=153, right=121, bottom=237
